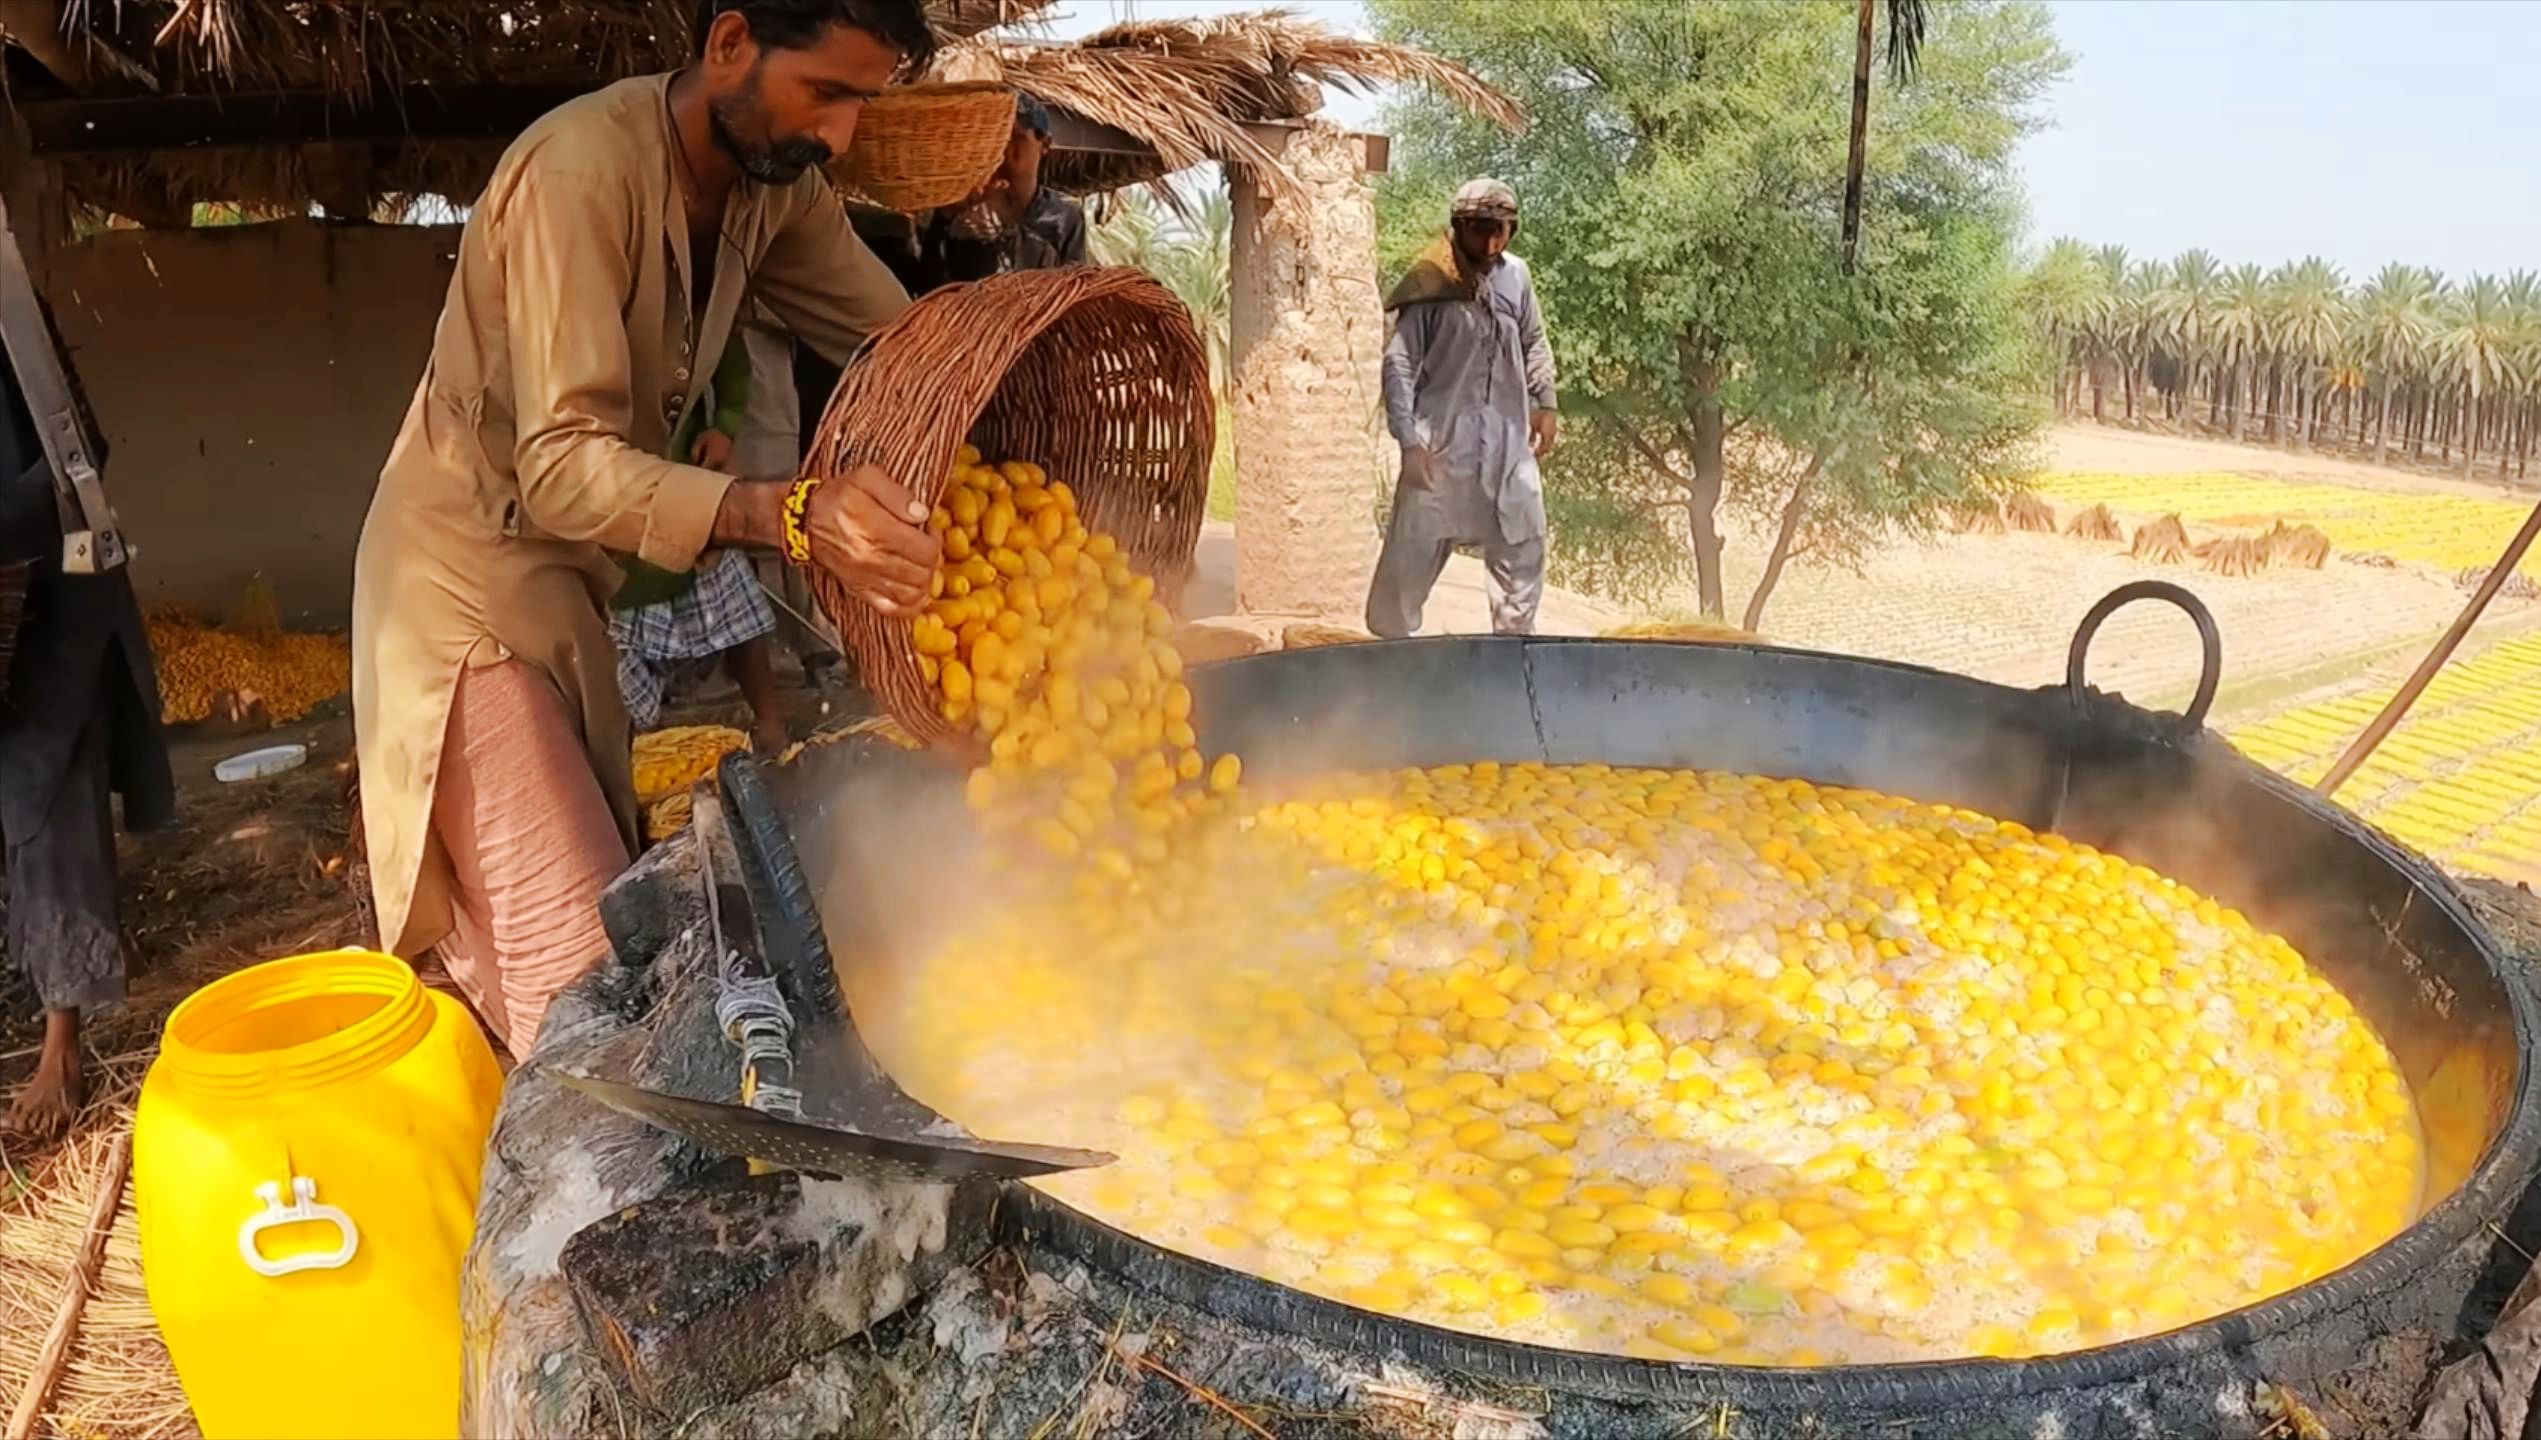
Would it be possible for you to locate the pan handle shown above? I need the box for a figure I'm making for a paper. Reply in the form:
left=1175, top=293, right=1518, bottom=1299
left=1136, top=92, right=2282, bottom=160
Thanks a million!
left=2065, top=580, right=2221, bottom=729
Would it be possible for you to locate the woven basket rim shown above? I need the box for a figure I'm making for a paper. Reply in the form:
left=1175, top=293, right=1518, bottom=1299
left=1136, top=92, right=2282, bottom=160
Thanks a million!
left=868, top=79, right=1016, bottom=105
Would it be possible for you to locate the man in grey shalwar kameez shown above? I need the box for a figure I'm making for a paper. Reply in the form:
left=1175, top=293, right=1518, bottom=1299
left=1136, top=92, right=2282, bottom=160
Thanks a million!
left=1366, top=178, right=1560, bottom=638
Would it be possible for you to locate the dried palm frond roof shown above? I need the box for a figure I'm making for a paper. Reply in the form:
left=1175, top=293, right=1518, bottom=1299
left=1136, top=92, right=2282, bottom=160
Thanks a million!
left=9, top=3, right=1515, bottom=223
left=18, top=0, right=1058, bottom=99
left=936, top=10, right=1522, bottom=197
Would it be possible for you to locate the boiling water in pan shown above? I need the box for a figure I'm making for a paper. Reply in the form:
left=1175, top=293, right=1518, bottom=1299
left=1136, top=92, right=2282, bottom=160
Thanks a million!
left=854, top=761, right=2422, bottom=1365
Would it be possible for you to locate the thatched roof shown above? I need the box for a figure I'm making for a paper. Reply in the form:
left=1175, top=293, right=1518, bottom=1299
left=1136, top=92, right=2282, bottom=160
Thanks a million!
left=2, top=1, right=1516, bottom=226
left=933, top=12, right=1523, bottom=197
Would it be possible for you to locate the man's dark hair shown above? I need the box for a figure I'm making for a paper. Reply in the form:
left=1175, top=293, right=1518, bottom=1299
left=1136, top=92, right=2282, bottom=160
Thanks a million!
left=691, top=0, right=939, bottom=69
left=1014, top=92, right=1052, bottom=139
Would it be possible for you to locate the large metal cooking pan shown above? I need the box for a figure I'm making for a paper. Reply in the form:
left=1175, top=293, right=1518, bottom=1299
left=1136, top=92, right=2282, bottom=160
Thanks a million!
left=749, top=587, right=2540, bottom=1417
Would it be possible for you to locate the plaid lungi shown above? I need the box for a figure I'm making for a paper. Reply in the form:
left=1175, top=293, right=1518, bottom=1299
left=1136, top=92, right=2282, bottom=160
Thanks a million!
left=610, top=550, right=775, bottom=729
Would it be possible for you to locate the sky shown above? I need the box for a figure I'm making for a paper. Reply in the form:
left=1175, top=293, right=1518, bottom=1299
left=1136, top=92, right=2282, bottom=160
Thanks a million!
left=2019, top=0, right=2541, bottom=281
left=1041, top=0, right=2538, bottom=282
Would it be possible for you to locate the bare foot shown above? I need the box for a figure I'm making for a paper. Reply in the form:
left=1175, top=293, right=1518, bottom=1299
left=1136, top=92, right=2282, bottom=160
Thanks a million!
left=2, top=1018, right=84, bottom=1143
left=751, top=723, right=790, bottom=757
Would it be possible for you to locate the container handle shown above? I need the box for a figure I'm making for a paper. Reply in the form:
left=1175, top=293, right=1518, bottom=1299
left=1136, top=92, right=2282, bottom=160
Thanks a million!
left=237, top=1176, right=360, bottom=1278
left=2065, top=580, right=2221, bottom=729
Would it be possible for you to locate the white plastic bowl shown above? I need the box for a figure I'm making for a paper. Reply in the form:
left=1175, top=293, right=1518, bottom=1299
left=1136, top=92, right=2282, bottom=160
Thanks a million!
left=213, top=743, right=309, bottom=784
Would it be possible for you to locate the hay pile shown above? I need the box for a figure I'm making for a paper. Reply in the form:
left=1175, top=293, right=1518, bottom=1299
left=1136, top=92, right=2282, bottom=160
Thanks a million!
left=2129, top=515, right=2193, bottom=564
left=2064, top=503, right=2123, bottom=542
left=2006, top=492, right=2057, bottom=534
left=2453, top=565, right=2541, bottom=602
left=2262, top=521, right=2332, bottom=570
left=1602, top=620, right=1760, bottom=644
left=0, top=1090, right=193, bottom=1439
left=1281, top=622, right=1376, bottom=650
left=2196, top=535, right=2270, bottom=578
left=1950, top=500, right=2007, bottom=535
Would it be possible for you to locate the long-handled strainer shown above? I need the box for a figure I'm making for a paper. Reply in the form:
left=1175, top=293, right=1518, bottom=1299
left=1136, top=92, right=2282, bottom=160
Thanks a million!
left=559, top=768, right=1113, bottom=1184
left=551, top=1072, right=1112, bottom=1183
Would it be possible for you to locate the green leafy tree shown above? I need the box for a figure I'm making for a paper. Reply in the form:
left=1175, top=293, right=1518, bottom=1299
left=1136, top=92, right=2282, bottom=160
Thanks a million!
left=1371, top=0, right=2065, bottom=624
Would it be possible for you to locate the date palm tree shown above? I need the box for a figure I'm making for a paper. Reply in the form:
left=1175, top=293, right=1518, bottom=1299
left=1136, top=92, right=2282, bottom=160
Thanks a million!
left=2353, top=263, right=2437, bottom=466
left=2270, top=257, right=2348, bottom=449
left=1838, top=0, right=1929, bottom=276
left=2155, top=249, right=2226, bottom=426
left=2439, top=275, right=2515, bottom=480
left=2502, top=271, right=2541, bottom=479
left=2212, top=263, right=2272, bottom=441
left=1088, top=186, right=1171, bottom=272
left=2084, top=244, right=2132, bottom=420
left=1154, top=188, right=1233, bottom=393
left=2114, top=259, right=2162, bottom=421
left=2027, top=237, right=2105, bottom=414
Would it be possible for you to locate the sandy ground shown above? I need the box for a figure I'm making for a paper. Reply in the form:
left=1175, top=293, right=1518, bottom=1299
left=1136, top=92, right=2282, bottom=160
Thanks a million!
left=2046, top=423, right=2536, bottom=501
left=1182, top=426, right=2527, bottom=707
left=1677, top=424, right=2538, bottom=713
left=1182, top=520, right=1625, bottom=637
left=1709, top=514, right=2526, bottom=714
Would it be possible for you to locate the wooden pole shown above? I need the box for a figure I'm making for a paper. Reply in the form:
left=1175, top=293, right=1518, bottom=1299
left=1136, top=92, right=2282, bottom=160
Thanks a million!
left=2317, top=497, right=2541, bottom=799
left=6, top=1128, right=132, bottom=1440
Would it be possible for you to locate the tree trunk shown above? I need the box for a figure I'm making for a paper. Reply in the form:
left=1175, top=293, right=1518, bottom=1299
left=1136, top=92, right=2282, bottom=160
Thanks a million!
left=2466, top=393, right=2481, bottom=481
left=2374, top=382, right=2391, bottom=466
left=2265, top=359, right=2283, bottom=442
left=2090, top=360, right=2105, bottom=422
left=1839, top=0, right=1874, bottom=276
left=2231, top=360, right=2248, bottom=442
left=2123, top=361, right=2137, bottom=421
left=1743, top=456, right=1822, bottom=633
left=1687, top=382, right=1729, bottom=620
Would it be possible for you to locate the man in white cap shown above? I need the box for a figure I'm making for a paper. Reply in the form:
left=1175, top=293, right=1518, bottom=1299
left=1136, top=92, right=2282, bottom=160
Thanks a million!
left=1367, top=177, right=1559, bottom=637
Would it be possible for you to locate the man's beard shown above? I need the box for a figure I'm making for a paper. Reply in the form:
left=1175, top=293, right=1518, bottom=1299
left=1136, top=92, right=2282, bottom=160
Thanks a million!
left=708, top=81, right=832, bottom=185
left=1452, top=231, right=1508, bottom=273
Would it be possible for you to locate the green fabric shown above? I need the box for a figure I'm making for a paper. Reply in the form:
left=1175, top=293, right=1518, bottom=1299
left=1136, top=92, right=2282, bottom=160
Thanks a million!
left=609, top=329, right=755, bottom=612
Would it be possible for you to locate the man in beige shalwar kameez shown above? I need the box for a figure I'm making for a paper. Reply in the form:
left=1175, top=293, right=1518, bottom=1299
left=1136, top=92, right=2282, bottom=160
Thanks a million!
left=354, top=0, right=943, bottom=1057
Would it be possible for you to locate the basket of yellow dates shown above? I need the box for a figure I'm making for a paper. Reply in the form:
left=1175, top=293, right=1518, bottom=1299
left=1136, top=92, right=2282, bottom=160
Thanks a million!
left=800, top=267, right=1213, bottom=751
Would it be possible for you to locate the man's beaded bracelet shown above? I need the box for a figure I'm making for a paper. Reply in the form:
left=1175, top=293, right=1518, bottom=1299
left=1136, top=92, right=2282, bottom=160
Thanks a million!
left=780, top=475, right=822, bottom=566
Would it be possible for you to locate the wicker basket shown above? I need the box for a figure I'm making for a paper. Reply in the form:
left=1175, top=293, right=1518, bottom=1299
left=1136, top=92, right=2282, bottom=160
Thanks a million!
left=803, top=266, right=1214, bottom=746
left=828, top=81, right=1016, bottom=214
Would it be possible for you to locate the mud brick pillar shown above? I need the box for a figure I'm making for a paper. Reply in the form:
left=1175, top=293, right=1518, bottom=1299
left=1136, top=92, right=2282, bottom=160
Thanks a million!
left=1228, top=121, right=1391, bottom=622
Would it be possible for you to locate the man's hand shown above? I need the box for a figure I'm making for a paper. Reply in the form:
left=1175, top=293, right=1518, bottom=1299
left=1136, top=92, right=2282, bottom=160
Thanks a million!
left=804, top=464, right=939, bottom=617
left=1399, top=445, right=1436, bottom=490
left=689, top=429, right=736, bottom=472
left=1529, top=410, right=1560, bottom=459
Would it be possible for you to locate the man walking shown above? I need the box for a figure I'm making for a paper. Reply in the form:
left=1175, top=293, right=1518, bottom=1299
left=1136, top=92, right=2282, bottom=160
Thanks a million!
left=1366, top=178, right=1559, bottom=638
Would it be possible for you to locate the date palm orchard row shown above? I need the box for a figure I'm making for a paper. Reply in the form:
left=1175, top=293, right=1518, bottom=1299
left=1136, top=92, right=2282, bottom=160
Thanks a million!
left=2028, top=243, right=2536, bottom=482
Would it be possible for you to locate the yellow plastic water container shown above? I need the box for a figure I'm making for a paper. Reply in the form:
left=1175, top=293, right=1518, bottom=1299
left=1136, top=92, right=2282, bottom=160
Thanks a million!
left=134, top=950, right=502, bottom=1439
